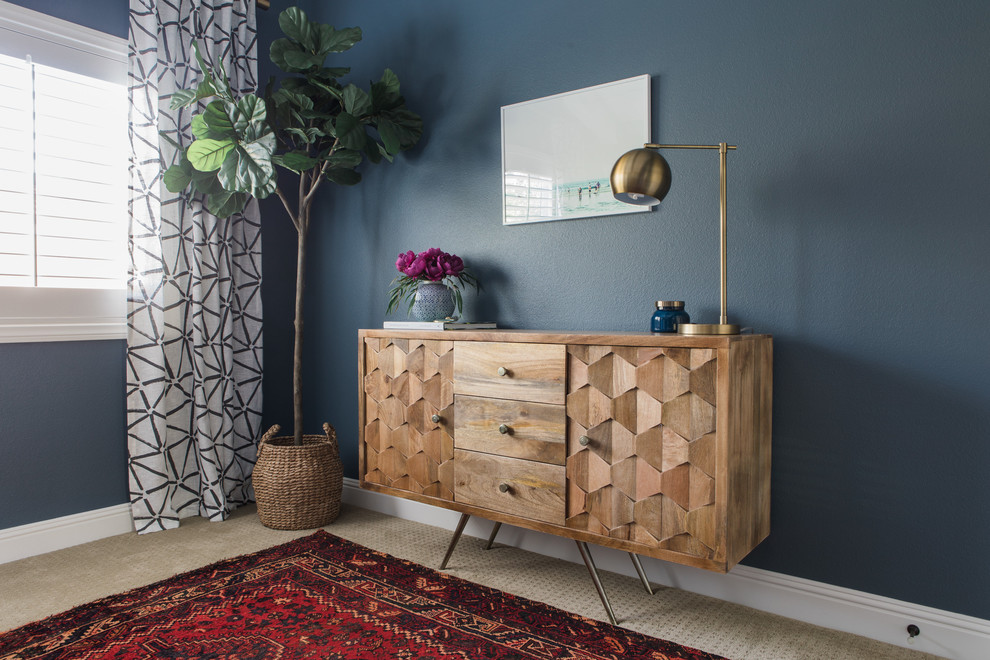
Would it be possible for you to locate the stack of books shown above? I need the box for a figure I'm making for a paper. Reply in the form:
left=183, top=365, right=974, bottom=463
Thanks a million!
left=382, top=321, right=497, bottom=331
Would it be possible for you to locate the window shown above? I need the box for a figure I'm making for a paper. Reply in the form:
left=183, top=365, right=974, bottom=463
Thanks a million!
left=0, top=1, right=127, bottom=342
left=503, top=170, right=554, bottom=223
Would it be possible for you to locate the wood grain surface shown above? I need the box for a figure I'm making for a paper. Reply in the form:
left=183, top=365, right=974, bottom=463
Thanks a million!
left=454, top=394, right=566, bottom=465
left=453, top=341, right=566, bottom=404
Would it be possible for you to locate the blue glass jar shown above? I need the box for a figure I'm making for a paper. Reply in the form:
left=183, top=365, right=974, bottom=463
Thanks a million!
left=651, top=301, right=690, bottom=333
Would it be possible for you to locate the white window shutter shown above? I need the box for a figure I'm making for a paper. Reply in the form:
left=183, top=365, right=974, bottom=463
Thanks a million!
left=0, top=54, right=34, bottom=287
left=0, top=2, right=128, bottom=341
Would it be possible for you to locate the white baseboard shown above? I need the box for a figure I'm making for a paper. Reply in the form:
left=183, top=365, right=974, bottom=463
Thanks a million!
left=4, top=487, right=986, bottom=659
left=341, top=478, right=990, bottom=660
left=0, top=504, right=133, bottom=564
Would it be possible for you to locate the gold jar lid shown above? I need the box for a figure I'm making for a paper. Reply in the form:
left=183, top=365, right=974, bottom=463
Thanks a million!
left=655, top=300, right=685, bottom=310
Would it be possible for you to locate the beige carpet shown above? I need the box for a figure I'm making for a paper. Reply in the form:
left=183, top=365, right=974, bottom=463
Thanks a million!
left=0, top=504, right=941, bottom=660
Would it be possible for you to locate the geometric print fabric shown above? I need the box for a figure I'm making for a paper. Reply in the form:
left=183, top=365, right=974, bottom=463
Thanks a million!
left=566, top=345, right=719, bottom=560
left=126, top=0, right=262, bottom=533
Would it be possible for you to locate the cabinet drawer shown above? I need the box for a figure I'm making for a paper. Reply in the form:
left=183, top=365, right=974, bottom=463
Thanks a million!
left=454, top=395, right=565, bottom=465
left=454, top=342, right=565, bottom=404
left=454, top=449, right=565, bottom=525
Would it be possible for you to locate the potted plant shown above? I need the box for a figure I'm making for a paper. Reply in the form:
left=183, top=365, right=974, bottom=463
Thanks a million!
left=163, top=7, right=422, bottom=529
left=387, top=248, right=480, bottom=321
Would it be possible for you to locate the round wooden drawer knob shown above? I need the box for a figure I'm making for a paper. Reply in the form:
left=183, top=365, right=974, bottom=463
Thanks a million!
left=498, top=424, right=509, bottom=434
left=497, top=366, right=508, bottom=376
left=498, top=483, right=511, bottom=493
left=431, top=414, right=441, bottom=423
left=579, top=435, right=591, bottom=446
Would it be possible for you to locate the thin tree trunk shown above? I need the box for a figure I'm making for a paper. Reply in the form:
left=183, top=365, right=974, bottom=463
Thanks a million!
left=292, top=213, right=307, bottom=446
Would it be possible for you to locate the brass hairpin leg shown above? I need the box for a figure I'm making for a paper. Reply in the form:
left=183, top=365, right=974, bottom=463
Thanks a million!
left=439, top=513, right=470, bottom=570
left=575, top=541, right=618, bottom=626
left=628, top=552, right=654, bottom=595
left=485, top=522, right=502, bottom=550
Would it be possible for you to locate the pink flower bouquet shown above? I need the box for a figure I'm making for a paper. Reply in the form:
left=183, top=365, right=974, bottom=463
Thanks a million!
left=386, top=248, right=480, bottom=316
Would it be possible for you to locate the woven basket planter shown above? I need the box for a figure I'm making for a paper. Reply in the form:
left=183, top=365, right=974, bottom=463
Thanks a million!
left=253, top=423, right=342, bottom=530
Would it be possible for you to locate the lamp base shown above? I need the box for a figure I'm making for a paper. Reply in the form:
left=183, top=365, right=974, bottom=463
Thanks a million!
left=677, top=323, right=740, bottom=335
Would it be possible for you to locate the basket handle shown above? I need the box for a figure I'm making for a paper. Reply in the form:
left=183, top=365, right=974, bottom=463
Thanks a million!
left=258, top=424, right=281, bottom=458
left=322, top=422, right=338, bottom=451
left=257, top=424, right=336, bottom=455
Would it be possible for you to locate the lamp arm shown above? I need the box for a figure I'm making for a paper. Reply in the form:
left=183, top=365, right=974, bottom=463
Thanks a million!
left=644, top=143, right=737, bottom=151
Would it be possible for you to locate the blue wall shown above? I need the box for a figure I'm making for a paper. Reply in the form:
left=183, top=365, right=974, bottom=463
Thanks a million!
left=258, top=1, right=990, bottom=619
left=0, top=341, right=127, bottom=527
left=0, top=0, right=129, bottom=528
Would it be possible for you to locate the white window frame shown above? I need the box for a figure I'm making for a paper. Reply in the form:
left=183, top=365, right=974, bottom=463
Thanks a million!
left=0, top=0, right=127, bottom=343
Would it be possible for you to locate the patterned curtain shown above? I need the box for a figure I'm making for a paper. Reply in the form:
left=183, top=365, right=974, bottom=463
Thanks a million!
left=126, top=0, right=263, bottom=533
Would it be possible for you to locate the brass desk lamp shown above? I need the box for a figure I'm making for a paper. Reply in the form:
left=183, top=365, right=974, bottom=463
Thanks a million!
left=611, top=142, right=740, bottom=335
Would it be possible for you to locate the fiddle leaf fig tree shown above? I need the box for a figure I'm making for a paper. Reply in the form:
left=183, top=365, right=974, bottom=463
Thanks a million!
left=163, top=7, right=423, bottom=446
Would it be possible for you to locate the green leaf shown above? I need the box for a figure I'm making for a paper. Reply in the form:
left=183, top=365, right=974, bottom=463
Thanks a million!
left=362, top=133, right=382, bottom=164
left=170, top=88, right=198, bottom=110
left=195, top=78, right=217, bottom=102
left=269, top=38, right=297, bottom=72
left=284, top=49, right=323, bottom=71
left=334, top=112, right=365, bottom=150
left=206, top=189, right=248, bottom=218
left=376, top=117, right=400, bottom=155
left=307, top=78, right=344, bottom=102
left=298, top=106, right=332, bottom=121
left=187, top=138, right=236, bottom=171
left=371, top=69, right=401, bottom=110
left=377, top=141, right=394, bottom=163
left=316, top=25, right=361, bottom=55
left=191, top=167, right=224, bottom=195
left=380, top=107, right=423, bottom=150
left=190, top=114, right=211, bottom=139
left=202, top=100, right=236, bottom=138
left=171, top=78, right=218, bottom=110
left=278, top=151, right=319, bottom=173
left=217, top=133, right=277, bottom=198
left=192, top=41, right=232, bottom=102
left=325, top=167, right=361, bottom=185
left=278, top=7, right=315, bottom=50
left=230, top=95, right=267, bottom=134
left=273, top=88, right=314, bottom=111
left=341, top=84, right=372, bottom=117
left=163, top=163, right=192, bottom=193
left=327, top=148, right=362, bottom=169
left=284, top=126, right=323, bottom=144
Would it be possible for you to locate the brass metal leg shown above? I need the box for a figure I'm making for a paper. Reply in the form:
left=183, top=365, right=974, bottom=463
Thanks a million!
left=485, top=522, right=502, bottom=550
left=628, top=552, right=654, bottom=595
left=439, top=513, right=470, bottom=570
left=575, top=541, right=618, bottom=626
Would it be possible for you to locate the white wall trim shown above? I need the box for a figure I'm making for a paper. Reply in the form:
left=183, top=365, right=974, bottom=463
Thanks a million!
left=0, top=0, right=127, bottom=69
left=0, top=504, right=133, bottom=564
left=0, top=321, right=126, bottom=343
left=341, top=478, right=990, bottom=660
left=0, top=288, right=127, bottom=343
left=4, top=486, right=986, bottom=659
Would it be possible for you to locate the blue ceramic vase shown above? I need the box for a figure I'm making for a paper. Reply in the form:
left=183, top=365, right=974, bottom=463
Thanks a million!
left=412, top=281, right=455, bottom=321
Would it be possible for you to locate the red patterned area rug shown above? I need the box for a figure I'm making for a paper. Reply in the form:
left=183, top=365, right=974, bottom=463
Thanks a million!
left=0, top=530, right=726, bottom=659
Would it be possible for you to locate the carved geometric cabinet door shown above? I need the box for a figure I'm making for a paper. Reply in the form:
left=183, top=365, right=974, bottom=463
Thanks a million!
left=362, top=337, right=455, bottom=500
left=566, top=345, right=719, bottom=560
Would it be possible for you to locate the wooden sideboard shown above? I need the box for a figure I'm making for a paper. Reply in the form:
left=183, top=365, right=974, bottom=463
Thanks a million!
left=358, top=329, right=772, bottom=573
